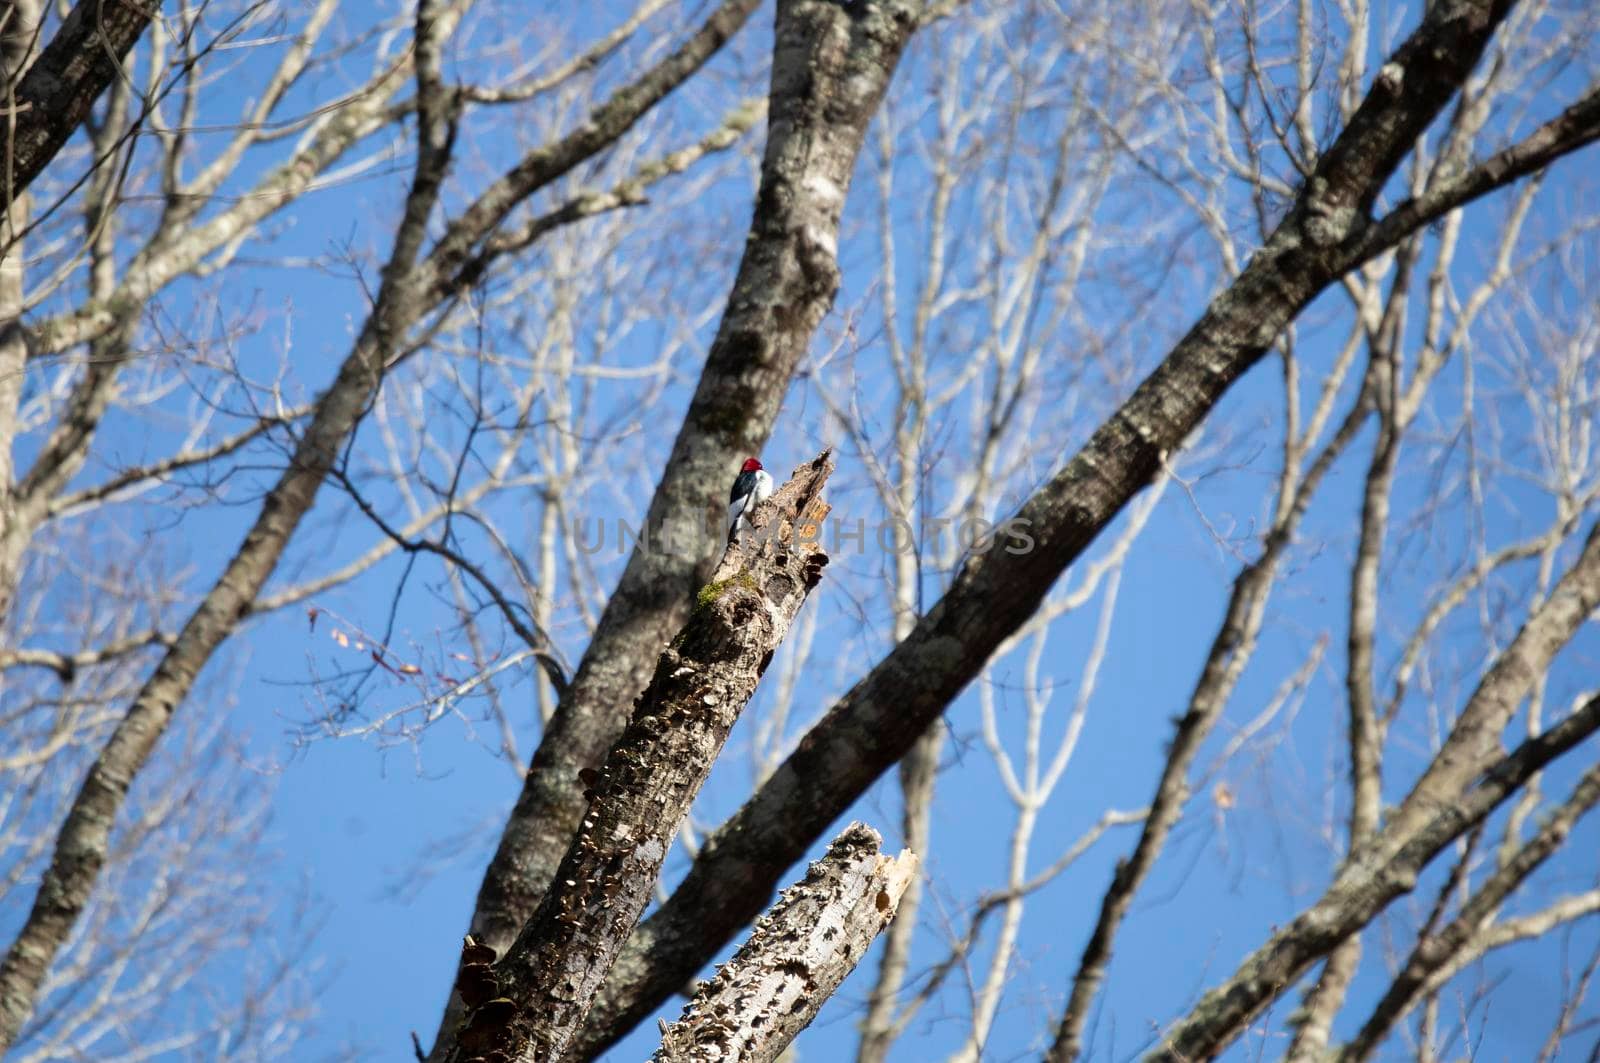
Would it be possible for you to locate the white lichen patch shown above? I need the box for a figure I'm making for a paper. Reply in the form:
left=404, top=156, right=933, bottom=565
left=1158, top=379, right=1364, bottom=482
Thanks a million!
left=801, top=173, right=843, bottom=209
left=801, top=223, right=838, bottom=258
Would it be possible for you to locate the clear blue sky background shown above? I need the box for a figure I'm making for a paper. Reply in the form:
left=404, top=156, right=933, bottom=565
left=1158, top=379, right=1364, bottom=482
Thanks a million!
left=8, top=0, right=1600, bottom=1060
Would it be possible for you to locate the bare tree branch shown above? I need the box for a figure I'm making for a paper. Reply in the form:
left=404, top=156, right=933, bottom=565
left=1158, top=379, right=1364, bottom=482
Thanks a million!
left=1147, top=692, right=1600, bottom=1061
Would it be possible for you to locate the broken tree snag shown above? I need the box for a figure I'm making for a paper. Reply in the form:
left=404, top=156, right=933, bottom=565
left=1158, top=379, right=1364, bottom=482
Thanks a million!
left=652, top=822, right=917, bottom=1063
left=449, top=452, right=834, bottom=1063
left=716, top=449, right=832, bottom=582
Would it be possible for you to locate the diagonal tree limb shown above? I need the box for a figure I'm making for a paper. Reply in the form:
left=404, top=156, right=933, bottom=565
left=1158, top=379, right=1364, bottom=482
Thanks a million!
left=425, top=1, right=921, bottom=1055
left=0, top=0, right=158, bottom=211
left=1145, top=692, right=1600, bottom=1061
left=1396, top=888, right=1600, bottom=1047
left=1372, top=521, right=1600, bottom=862
left=652, top=822, right=917, bottom=1063
left=1334, top=762, right=1600, bottom=1063
left=1338, top=83, right=1600, bottom=269
left=443, top=454, right=835, bottom=1063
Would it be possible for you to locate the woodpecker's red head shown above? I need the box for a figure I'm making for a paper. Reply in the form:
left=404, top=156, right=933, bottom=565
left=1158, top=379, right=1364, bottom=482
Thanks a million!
left=740, top=457, right=763, bottom=473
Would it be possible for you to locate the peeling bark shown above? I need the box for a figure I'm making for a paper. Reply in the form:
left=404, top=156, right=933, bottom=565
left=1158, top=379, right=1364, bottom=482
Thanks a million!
left=652, top=822, right=917, bottom=1063
left=444, top=454, right=834, bottom=1063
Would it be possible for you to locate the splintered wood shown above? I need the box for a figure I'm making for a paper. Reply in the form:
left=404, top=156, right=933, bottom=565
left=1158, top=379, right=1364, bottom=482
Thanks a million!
left=652, top=822, right=918, bottom=1063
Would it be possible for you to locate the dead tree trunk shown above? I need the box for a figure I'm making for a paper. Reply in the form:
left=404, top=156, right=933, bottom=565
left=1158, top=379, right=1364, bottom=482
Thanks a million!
left=446, top=453, right=834, bottom=1063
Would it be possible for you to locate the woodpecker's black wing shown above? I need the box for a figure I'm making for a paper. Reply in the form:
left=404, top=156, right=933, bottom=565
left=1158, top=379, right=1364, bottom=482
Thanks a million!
left=729, top=469, right=758, bottom=505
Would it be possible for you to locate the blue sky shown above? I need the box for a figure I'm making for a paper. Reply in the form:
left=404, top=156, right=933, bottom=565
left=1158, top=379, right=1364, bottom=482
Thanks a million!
left=7, top=0, right=1600, bottom=1060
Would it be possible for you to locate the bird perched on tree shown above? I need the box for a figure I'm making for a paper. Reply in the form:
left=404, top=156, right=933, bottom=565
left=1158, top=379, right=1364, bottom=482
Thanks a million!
left=727, top=457, right=774, bottom=536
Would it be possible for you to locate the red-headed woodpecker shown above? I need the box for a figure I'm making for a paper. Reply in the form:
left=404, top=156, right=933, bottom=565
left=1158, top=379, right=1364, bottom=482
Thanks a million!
left=728, top=457, right=774, bottom=536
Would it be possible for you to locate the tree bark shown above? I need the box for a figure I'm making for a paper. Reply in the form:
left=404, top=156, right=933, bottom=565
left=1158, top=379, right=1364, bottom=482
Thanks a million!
left=444, top=454, right=834, bottom=1063
left=0, top=0, right=157, bottom=211
left=652, top=822, right=917, bottom=1063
